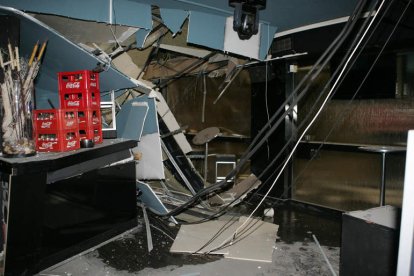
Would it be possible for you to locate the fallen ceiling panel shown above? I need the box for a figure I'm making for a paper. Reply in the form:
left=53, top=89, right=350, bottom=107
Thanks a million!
left=170, top=217, right=278, bottom=262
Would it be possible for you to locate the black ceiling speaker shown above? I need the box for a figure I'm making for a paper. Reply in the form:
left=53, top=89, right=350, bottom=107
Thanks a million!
left=229, top=0, right=266, bottom=40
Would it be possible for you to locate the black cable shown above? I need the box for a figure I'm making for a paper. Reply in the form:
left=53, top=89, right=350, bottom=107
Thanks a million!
left=150, top=0, right=370, bottom=219
left=292, top=0, right=399, bottom=185
left=252, top=0, right=381, bottom=185
left=228, top=0, right=369, bottom=171
left=193, top=0, right=400, bottom=252
left=203, top=0, right=367, bottom=186
left=190, top=0, right=376, bottom=223
left=209, top=0, right=408, bottom=252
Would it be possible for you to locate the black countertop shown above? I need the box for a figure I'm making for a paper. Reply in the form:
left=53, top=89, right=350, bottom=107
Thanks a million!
left=0, top=139, right=137, bottom=175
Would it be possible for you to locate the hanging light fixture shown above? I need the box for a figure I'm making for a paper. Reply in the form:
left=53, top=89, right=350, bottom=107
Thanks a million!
left=229, top=0, right=266, bottom=40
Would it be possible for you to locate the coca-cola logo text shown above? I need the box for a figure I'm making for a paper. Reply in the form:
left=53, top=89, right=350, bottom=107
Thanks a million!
left=67, top=101, right=80, bottom=107
left=66, top=121, right=75, bottom=127
left=41, top=142, right=57, bottom=149
left=67, top=141, right=77, bottom=148
left=41, top=122, right=53, bottom=128
left=65, top=82, right=80, bottom=89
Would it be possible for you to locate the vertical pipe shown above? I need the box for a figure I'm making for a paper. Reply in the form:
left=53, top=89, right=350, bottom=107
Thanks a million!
left=109, top=0, right=113, bottom=24
left=380, top=152, right=386, bottom=206
left=204, top=142, right=208, bottom=185
left=201, top=74, right=207, bottom=123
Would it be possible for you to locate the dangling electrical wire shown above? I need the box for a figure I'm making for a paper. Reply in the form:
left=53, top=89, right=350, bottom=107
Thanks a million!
left=150, top=0, right=371, bottom=219
left=249, top=0, right=382, bottom=193
left=172, top=0, right=390, bottom=253
left=291, top=0, right=403, bottom=188
left=204, top=0, right=388, bottom=254
left=221, top=0, right=410, bottom=251
left=191, top=0, right=408, bottom=253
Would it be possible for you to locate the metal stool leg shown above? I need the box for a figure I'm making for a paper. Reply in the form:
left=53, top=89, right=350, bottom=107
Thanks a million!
left=380, top=152, right=387, bottom=206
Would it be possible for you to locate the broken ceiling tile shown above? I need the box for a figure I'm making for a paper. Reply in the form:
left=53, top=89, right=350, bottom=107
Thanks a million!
left=116, top=95, right=164, bottom=180
left=170, top=220, right=234, bottom=255
left=136, top=96, right=165, bottom=180
left=160, top=8, right=188, bottom=35
left=224, top=217, right=278, bottom=263
left=137, top=181, right=177, bottom=224
left=170, top=217, right=278, bottom=263
left=136, top=28, right=152, bottom=49
left=116, top=99, right=148, bottom=141
left=187, top=10, right=226, bottom=52
left=135, top=132, right=165, bottom=180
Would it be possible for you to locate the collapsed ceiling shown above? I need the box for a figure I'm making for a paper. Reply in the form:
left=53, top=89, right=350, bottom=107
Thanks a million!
left=0, top=0, right=360, bottom=60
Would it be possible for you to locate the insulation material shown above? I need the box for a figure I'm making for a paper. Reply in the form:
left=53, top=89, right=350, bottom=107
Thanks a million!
left=153, top=91, right=192, bottom=154
left=112, top=52, right=155, bottom=88
left=112, top=52, right=141, bottom=79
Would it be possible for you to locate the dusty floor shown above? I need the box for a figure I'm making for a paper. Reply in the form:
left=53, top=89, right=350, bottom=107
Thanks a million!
left=39, top=202, right=342, bottom=276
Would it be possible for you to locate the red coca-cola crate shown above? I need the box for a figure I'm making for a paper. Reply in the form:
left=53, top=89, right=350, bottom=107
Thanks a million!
left=33, top=109, right=78, bottom=131
left=59, top=89, right=100, bottom=109
left=35, top=129, right=80, bottom=152
left=77, top=108, right=101, bottom=130
left=58, top=70, right=100, bottom=93
left=79, top=126, right=103, bottom=144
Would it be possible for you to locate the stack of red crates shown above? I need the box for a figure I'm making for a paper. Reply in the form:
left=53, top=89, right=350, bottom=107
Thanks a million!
left=33, top=70, right=103, bottom=153
left=58, top=70, right=103, bottom=145
left=33, top=109, right=80, bottom=152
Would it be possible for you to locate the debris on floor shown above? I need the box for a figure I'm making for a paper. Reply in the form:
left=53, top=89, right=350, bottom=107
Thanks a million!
left=170, top=216, right=278, bottom=262
left=38, top=201, right=342, bottom=276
